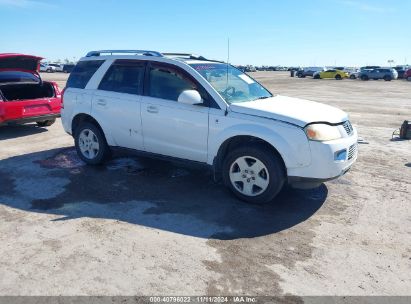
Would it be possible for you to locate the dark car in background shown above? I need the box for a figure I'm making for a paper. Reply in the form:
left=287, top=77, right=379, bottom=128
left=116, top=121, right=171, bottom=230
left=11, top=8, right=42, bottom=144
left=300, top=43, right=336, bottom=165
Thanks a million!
left=404, top=68, right=411, bottom=81
left=62, top=64, right=75, bottom=73
left=393, top=66, right=410, bottom=79
left=359, top=68, right=398, bottom=81
left=297, top=67, right=326, bottom=78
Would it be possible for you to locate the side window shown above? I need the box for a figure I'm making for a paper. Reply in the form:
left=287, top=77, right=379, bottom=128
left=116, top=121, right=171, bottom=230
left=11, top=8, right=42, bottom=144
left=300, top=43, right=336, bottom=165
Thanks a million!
left=98, top=60, right=145, bottom=95
left=148, top=64, right=197, bottom=101
left=66, top=60, right=104, bottom=89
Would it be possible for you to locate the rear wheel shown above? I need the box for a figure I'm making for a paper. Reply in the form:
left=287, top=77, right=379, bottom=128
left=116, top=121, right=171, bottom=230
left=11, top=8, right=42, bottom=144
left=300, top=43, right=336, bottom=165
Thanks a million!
left=361, top=75, right=369, bottom=81
left=74, top=122, right=110, bottom=165
left=350, top=74, right=356, bottom=79
left=314, top=74, right=320, bottom=79
left=222, top=145, right=285, bottom=204
left=384, top=75, right=392, bottom=81
left=335, top=74, right=342, bottom=80
left=36, top=119, right=55, bottom=127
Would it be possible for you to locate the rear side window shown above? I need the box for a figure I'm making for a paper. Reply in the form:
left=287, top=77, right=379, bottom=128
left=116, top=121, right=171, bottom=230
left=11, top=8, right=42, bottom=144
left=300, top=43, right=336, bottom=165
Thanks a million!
left=98, top=60, right=145, bottom=95
left=148, top=64, right=197, bottom=101
left=66, top=60, right=104, bottom=89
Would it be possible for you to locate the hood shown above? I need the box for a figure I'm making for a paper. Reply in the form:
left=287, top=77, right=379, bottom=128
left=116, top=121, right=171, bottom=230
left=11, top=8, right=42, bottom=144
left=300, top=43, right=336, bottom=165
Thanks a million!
left=229, top=95, right=348, bottom=127
left=0, top=53, right=43, bottom=73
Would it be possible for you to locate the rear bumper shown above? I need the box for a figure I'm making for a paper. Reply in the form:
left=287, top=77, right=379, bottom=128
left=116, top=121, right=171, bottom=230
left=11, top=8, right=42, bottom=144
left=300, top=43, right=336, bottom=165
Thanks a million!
left=0, top=113, right=60, bottom=126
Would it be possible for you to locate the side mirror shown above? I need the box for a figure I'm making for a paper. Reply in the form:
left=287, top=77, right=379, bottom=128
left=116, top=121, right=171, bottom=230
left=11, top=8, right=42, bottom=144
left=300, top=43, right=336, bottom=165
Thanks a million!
left=178, top=90, right=202, bottom=105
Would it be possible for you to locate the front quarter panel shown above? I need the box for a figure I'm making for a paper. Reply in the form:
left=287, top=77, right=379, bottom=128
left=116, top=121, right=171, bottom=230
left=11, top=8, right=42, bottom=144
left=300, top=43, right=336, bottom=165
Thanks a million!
left=208, top=111, right=311, bottom=170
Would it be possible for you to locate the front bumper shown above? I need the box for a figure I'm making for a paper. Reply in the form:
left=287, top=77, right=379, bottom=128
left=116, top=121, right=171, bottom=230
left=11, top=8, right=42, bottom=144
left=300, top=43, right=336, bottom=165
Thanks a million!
left=288, top=129, right=358, bottom=189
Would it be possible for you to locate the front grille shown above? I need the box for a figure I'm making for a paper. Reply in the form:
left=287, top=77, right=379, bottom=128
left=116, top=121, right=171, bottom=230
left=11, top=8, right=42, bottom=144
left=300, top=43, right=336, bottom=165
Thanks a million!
left=343, top=120, right=354, bottom=136
left=348, top=143, right=357, bottom=160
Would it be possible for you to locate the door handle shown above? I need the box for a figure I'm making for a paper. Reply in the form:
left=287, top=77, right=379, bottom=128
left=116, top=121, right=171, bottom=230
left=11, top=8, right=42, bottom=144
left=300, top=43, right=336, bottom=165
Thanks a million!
left=97, top=99, right=107, bottom=106
left=147, top=105, right=158, bottom=113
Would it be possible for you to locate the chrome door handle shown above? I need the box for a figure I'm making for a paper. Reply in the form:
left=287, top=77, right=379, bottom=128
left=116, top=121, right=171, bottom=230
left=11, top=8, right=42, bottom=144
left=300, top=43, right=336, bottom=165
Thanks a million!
left=97, top=99, right=107, bottom=106
left=147, top=106, right=158, bottom=113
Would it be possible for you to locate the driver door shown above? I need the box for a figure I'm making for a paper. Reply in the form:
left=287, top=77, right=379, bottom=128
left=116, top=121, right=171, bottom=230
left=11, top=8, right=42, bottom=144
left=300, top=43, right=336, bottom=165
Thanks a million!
left=140, top=62, right=209, bottom=162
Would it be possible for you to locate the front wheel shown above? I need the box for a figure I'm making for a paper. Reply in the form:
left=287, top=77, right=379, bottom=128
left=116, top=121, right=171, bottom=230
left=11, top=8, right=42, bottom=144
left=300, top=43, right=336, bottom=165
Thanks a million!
left=350, top=75, right=356, bottom=79
left=222, top=145, right=285, bottom=204
left=74, top=122, right=110, bottom=165
left=36, top=119, right=56, bottom=127
left=335, top=74, right=342, bottom=80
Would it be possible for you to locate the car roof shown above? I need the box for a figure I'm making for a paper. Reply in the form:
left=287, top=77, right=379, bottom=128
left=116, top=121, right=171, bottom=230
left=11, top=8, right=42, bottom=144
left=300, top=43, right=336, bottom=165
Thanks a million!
left=79, top=50, right=224, bottom=66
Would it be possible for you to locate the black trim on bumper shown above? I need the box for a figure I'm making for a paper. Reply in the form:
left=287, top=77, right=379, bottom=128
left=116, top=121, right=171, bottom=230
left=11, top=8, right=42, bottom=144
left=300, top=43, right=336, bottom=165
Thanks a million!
left=288, top=168, right=351, bottom=189
left=0, top=114, right=60, bottom=126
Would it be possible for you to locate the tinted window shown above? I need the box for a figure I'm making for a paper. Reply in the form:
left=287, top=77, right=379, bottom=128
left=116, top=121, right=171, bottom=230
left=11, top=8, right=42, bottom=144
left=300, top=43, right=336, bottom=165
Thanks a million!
left=66, top=60, right=104, bottom=89
left=148, top=64, right=197, bottom=101
left=98, top=60, right=145, bottom=95
left=0, top=71, right=40, bottom=83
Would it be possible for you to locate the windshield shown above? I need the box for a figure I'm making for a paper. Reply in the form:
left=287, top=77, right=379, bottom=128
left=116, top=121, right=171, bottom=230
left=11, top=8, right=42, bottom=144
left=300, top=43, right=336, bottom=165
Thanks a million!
left=190, top=63, right=272, bottom=104
left=0, top=71, right=39, bottom=84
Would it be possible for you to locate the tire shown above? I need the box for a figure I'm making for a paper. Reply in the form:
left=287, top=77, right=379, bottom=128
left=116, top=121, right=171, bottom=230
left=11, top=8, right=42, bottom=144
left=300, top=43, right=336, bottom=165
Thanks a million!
left=47, top=68, right=52, bottom=73
left=384, top=75, right=392, bottom=81
left=222, top=144, right=285, bottom=204
left=74, top=122, right=110, bottom=165
left=350, top=75, right=356, bottom=79
left=361, top=75, right=369, bottom=81
left=36, top=119, right=56, bottom=127
left=297, top=73, right=303, bottom=78
left=314, top=74, right=320, bottom=79
left=335, top=74, right=342, bottom=80
left=407, top=77, right=411, bottom=81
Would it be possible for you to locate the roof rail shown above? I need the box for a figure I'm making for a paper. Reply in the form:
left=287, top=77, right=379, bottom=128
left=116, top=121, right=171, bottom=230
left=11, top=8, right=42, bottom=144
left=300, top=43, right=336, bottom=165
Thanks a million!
left=162, top=53, right=225, bottom=63
left=85, top=50, right=163, bottom=57
left=163, top=53, right=207, bottom=60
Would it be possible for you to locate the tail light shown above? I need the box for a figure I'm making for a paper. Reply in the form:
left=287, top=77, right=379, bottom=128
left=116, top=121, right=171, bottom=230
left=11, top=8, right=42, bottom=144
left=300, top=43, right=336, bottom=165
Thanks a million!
left=60, top=87, right=65, bottom=109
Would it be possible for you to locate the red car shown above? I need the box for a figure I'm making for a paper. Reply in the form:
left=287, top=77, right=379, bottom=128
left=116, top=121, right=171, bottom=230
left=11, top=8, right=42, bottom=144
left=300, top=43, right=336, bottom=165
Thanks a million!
left=0, top=53, right=61, bottom=127
left=405, top=68, right=411, bottom=81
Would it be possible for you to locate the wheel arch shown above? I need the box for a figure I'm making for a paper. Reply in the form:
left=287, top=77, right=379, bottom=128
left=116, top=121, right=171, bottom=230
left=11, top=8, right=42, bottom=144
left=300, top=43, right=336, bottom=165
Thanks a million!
left=71, top=113, right=114, bottom=145
left=213, top=135, right=288, bottom=178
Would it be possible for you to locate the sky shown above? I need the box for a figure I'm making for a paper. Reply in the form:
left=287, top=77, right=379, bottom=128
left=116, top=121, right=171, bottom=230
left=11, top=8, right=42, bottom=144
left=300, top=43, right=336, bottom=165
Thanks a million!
left=0, top=0, right=410, bottom=67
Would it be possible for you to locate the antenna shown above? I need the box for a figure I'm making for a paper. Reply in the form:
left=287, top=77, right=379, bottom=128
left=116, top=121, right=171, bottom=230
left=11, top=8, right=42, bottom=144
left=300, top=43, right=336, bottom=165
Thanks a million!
left=225, top=38, right=230, bottom=116
left=226, top=38, right=230, bottom=89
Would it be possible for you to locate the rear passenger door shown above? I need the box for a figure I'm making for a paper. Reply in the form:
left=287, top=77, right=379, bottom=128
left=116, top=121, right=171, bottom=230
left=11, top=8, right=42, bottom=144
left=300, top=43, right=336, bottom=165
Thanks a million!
left=140, top=62, right=209, bottom=162
left=92, top=60, right=145, bottom=150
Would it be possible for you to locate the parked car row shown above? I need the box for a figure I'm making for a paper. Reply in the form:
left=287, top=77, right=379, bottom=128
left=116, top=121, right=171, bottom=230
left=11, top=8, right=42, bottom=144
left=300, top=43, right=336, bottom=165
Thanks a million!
left=295, top=65, right=410, bottom=81
left=40, top=62, right=76, bottom=73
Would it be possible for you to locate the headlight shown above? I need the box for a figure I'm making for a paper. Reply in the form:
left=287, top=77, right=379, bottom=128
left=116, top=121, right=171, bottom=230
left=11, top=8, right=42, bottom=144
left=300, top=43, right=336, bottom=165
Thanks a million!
left=305, top=123, right=342, bottom=141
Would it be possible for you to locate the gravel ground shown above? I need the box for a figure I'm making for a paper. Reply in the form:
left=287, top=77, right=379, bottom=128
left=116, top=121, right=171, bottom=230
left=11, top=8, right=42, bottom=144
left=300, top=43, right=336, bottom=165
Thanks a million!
left=0, top=72, right=410, bottom=297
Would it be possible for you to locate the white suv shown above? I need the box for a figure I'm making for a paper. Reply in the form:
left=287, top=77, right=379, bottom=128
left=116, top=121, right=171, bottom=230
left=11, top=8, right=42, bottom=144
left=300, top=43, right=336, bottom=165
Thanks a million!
left=61, top=50, right=358, bottom=204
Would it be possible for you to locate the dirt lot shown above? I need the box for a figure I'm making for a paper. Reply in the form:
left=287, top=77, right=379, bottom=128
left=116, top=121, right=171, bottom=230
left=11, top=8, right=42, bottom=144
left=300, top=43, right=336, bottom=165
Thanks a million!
left=0, top=72, right=410, bottom=296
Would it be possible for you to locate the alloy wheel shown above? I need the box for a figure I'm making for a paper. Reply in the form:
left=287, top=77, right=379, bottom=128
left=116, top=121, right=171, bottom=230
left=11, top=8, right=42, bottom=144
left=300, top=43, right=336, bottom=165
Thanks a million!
left=229, top=156, right=270, bottom=197
left=78, top=129, right=100, bottom=159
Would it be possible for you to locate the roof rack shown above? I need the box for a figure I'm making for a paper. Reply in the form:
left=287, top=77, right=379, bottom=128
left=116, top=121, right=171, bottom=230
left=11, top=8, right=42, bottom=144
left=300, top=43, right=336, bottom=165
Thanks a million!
left=163, top=53, right=225, bottom=63
left=162, top=53, right=205, bottom=59
left=86, top=50, right=163, bottom=57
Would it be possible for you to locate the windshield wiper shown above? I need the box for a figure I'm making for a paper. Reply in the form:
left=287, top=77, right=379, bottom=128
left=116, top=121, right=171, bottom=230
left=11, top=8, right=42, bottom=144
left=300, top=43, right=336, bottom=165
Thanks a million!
left=254, top=96, right=270, bottom=101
